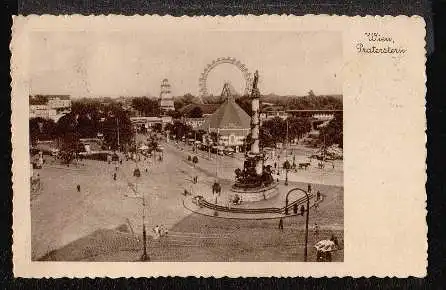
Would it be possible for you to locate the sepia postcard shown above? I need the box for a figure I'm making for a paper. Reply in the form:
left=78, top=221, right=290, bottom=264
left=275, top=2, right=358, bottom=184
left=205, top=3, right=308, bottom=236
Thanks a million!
left=11, top=15, right=426, bottom=278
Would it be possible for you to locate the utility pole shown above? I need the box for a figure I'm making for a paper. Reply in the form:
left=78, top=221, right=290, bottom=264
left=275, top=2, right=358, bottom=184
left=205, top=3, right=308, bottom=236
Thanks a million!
left=285, top=118, right=289, bottom=161
left=208, top=124, right=211, bottom=160
left=304, top=191, right=310, bottom=262
left=141, top=192, right=148, bottom=261
left=194, top=130, right=197, bottom=153
left=215, top=147, right=218, bottom=178
left=125, top=182, right=149, bottom=261
left=116, top=117, right=120, bottom=151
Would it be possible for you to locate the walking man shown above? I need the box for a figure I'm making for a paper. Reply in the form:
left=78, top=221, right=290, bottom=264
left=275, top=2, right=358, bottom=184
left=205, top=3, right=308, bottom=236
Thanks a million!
left=293, top=203, right=298, bottom=214
left=317, top=190, right=321, bottom=201
left=300, top=204, right=305, bottom=216
left=278, top=218, right=284, bottom=231
left=76, top=184, right=81, bottom=192
left=113, top=172, right=117, bottom=181
left=307, top=183, right=312, bottom=193
left=313, top=223, right=319, bottom=238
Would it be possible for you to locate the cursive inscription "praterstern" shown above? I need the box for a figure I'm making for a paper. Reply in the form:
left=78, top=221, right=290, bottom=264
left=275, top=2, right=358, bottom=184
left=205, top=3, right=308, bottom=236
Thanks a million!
left=356, top=43, right=407, bottom=54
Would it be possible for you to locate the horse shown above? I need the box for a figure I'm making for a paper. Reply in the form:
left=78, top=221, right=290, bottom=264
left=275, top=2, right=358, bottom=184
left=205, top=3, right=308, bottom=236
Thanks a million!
left=298, top=162, right=310, bottom=170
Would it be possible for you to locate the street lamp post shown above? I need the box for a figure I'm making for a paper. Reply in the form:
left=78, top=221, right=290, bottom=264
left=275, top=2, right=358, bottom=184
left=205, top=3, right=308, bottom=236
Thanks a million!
left=124, top=188, right=149, bottom=261
left=140, top=193, right=148, bottom=261
left=285, top=187, right=311, bottom=262
left=285, top=168, right=289, bottom=186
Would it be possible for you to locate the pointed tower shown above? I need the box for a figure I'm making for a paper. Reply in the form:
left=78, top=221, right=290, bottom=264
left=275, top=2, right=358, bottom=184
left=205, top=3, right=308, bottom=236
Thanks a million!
left=221, top=82, right=239, bottom=101
left=159, top=79, right=175, bottom=112
left=221, top=82, right=233, bottom=102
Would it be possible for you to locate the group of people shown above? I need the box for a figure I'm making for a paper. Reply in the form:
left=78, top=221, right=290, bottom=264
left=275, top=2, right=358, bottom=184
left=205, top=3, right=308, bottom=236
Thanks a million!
left=152, top=224, right=168, bottom=239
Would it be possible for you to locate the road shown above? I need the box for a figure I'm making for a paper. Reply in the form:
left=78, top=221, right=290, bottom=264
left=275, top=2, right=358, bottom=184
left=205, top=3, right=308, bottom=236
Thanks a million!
left=31, top=139, right=344, bottom=261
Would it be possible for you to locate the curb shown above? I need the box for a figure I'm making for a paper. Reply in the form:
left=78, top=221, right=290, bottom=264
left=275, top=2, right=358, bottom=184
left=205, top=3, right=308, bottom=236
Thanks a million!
left=183, top=198, right=304, bottom=220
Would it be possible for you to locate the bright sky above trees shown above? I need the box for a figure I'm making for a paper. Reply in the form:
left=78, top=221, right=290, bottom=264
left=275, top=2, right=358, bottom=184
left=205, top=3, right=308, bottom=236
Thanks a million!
left=30, top=30, right=342, bottom=98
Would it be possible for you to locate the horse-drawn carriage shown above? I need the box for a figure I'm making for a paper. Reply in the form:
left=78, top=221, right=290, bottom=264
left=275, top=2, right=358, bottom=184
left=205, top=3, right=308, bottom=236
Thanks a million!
left=314, top=238, right=340, bottom=262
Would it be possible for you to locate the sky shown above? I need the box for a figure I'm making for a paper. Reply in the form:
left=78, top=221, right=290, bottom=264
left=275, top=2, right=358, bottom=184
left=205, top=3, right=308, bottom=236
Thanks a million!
left=30, top=30, right=342, bottom=98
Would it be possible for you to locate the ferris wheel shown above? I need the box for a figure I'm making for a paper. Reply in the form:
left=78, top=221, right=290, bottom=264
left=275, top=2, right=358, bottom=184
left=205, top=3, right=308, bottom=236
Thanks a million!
left=198, top=57, right=253, bottom=98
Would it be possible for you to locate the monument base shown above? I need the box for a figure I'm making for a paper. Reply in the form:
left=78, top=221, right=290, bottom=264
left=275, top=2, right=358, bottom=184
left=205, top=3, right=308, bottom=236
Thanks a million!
left=230, top=182, right=279, bottom=202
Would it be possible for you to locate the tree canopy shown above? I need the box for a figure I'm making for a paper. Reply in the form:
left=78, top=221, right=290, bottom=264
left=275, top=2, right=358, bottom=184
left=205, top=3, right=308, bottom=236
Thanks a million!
left=131, top=97, right=160, bottom=116
left=189, top=106, right=203, bottom=118
left=319, top=112, right=343, bottom=148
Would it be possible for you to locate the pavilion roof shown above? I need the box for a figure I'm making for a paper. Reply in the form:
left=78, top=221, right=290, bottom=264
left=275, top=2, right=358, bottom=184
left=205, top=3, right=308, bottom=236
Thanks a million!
left=198, top=98, right=251, bottom=132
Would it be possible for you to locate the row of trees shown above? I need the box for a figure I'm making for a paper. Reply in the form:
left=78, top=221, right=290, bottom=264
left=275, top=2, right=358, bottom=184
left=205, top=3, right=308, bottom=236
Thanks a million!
left=30, top=101, right=134, bottom=153
left=318, top=112, right=343, bottom=148
left=172, top=91, right=342, bottom=113
left=131, top=97, right=160, bottom=117
left=164, top=121, right=194, bottom=141
left=258, top=117, right=313, bottom=148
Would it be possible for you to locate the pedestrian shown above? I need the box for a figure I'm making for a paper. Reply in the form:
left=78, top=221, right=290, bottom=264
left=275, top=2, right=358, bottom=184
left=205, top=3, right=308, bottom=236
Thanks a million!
left=313, top=223, right=319, bottom=237
left=330, top=234, right=339, bottom=248
left=76, top=184, right=81, bottom=192
left=293, top=203, right=298, bottom=214
left=278, top=218, right=284, bottom=231
left=307, top=183, right=312, bottom=193
left=113, top=173, right=117, bottom=180
left=274, top=162, right=277, bottom=169
left=153, top=225, right=160, bottom=239
left=300, top=204, right=305, bottom=216
left=317, top=190, right=321, bottom=201
left=314, top=200, right=319, bottom=212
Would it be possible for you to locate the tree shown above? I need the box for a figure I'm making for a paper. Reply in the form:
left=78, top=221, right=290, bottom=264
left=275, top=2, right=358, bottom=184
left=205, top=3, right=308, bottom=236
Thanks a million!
left=29, top=117, right=57, bottom=145
left=287, top=116, right=312, bottom=141
left=189, top=107, right=203, bottom=118
left=55, top=113, right=81, bottom=163
left=131, top=97, right=160, bottom=116
left=182, top=93, right=196, bottom=105
left=166, top=110, right=182, bottom=119
left=168, top=121, right=192, bottom=141
left=261, top=117, right=287, bottom=147
left=319, top=112, right=343, bottom=148
left=174, top=100, right=185, bottom=111
left=285, top=95, right=342, bottom=110
left=102, top=109, right=133, bottom=150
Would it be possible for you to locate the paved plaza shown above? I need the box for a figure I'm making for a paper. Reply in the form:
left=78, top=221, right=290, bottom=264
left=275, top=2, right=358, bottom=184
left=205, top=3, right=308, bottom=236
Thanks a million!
left=32, top=137, right=343, bottom=262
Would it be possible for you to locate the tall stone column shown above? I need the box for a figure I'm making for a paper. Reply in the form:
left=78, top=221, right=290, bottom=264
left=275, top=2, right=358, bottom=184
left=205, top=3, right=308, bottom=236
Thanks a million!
left=251, top=95, right=260, bottom=154
left=250, top=71, right=263, bottom=175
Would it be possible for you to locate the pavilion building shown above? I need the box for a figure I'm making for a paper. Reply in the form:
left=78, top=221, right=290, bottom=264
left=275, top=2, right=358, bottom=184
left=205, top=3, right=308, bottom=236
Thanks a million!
left=198, top=83, right=251, bottom=152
